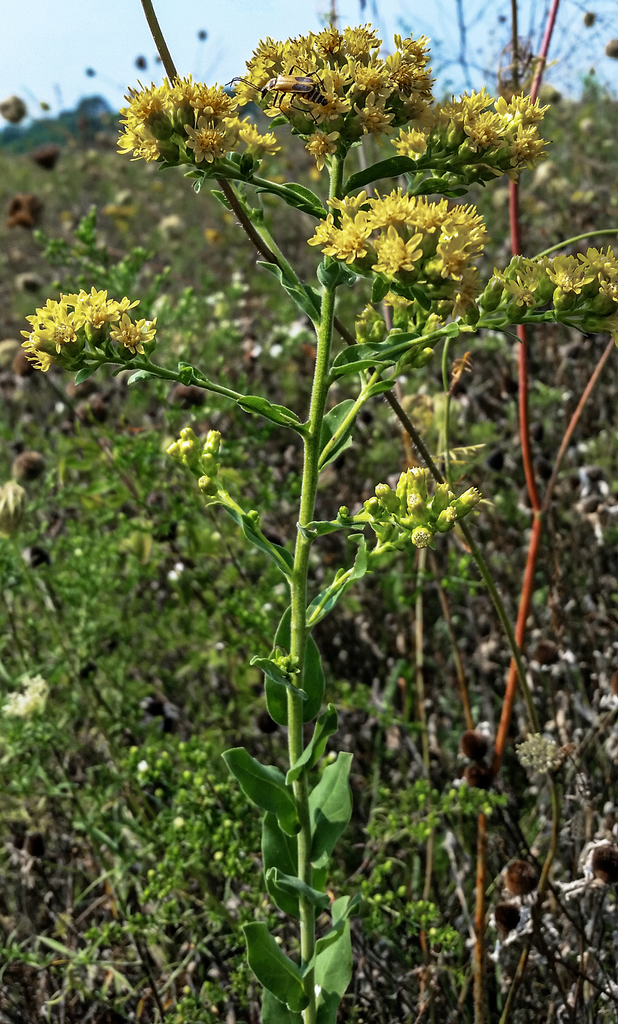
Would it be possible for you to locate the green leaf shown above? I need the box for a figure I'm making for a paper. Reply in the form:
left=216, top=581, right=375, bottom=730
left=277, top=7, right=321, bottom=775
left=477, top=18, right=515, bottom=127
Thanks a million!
left=344, top=156, right=418, bottom=195
left=237, top=393, right=301, bottom=428
left=314, top=897, right=355, bottom=1024
left=127, top=369, right=160, bottom=385
left=408, top=174, right=468, bottom=198
left=306, top=536, right=368, bottom=627
left=371, top=276, right=390, bottom=303
left=222, top=749, right=299, bottom=836
left=261, top=990, right=303, bottom=1024
left=330, top=333, right=424, bottom=379
left=243, top=923, right=309, bottom=1012
left=309, top=752, right=353, bottom=863
left=364, top=377, right=397, bottom=399
left=319, top=400, right=356, bottom=469
left=263, top=812, right=298, bottom=876
left=263, top=813, right=298, bottom=917
left=317, top=259, right=357, bottom=289
left=211, top=188, right=232, bottom=210
left=177, top=360, right=194, bottom=384
left=298, top=520, right=344, bottom=540
left=266, top=609, right=325, bottom=726
left=287, top=705, right=338, bottom=784
left=313, top=893, right=361, bottom=960
left=257, top=262, right=321, bottom=323
left=253, top=181, right=326, bottom=219
left=223, top=507, right=293, bottom=576
left=251, top=657, right=307, bottom=702
left=266, top=867, right=330, bottom=919
left=73, top=365, right=100, bottom=386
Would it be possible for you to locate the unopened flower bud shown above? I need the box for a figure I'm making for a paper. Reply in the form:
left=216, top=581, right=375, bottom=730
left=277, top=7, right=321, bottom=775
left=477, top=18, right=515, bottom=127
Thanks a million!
left=364, top=497, right=382, bottom=517
left=198, top=475, right=218, bottom=496
left=408, top=468, right=428, bottom=502
left=411, top=346, right=435, bottom=368
left=431, top=482, right=452, bottom=516
left=552, top=286, right=576, bottom=312
left=204, top=430, right=221, bottom=455
left=435, top=506, right=458, bottom=532
left=0, top=481, right=26, bottom=537
left=453, top=487, right=481, bottom=518
left=478, top=277, right=505, bottom=312
left=375, top=483, right=400, bottom=515
left=407, top=491, right=426, bottom=518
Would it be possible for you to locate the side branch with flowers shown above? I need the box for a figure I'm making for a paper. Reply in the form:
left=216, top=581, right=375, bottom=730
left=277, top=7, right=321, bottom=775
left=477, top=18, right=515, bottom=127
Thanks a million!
left=18, top=16, right=618, bottom=1023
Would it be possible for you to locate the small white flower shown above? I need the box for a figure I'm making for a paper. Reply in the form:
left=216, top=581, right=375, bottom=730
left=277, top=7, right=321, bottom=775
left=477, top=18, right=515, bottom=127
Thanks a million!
left=3, top=674, right=49, bottom=718
left=137, top=759, right=148, bottom=772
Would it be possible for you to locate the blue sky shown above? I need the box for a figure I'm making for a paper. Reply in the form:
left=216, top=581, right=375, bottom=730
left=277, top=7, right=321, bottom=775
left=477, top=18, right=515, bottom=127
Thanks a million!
left=2, top=0, right=617, bottom=120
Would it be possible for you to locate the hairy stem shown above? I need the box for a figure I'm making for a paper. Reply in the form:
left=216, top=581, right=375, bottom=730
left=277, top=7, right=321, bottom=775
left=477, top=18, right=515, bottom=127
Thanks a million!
left=287, top=155, right=344, bottom=1024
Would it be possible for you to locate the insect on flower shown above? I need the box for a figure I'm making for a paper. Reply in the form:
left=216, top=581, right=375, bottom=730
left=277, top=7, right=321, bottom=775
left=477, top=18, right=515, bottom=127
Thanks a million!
left=228, top=69, right=328, bottom=120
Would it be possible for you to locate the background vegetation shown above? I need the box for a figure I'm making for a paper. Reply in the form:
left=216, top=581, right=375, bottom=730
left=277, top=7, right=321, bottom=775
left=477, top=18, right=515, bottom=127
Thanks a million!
left=1, top=37, right=618, bottom=1024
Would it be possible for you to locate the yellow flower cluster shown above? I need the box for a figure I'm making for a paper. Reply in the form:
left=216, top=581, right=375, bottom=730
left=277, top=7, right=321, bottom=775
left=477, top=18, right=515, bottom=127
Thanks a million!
left=232, top=26, right=434, bottom=167
left=21, top=288, right=156, bottom=372
left=309, top=189, right=488, bottom=315
left=481, top=247, right=618, bottom=341
left=392, top=88, right=548, bottom=181
left=118, top=76, right=280, bottom=165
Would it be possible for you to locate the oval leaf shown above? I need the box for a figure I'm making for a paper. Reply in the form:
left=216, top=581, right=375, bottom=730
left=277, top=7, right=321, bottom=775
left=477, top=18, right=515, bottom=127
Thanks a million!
left=309, top=752, right=353, bottom=863
left=243, top=923, right=309, bottom=1012
left=222, top=748, right=299, bottom=836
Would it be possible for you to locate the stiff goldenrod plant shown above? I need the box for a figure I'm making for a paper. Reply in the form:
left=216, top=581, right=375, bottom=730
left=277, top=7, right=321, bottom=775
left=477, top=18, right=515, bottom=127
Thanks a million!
left=18, top=14, right=618, bottom=1023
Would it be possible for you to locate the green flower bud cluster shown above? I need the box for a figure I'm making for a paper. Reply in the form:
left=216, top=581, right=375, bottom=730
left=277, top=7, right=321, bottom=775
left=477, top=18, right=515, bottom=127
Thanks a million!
left=361, top=469, right=481, bottom=549
left=167, top=428, right=223, bottom=497
left=478, top=248, right=618, bottom=344
left=356, top=305, right=388, bottom=345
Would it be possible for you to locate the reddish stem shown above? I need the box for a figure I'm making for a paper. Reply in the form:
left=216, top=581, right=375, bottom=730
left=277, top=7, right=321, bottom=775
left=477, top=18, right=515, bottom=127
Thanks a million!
left=530, top=0, right=561, bottom=103
left=474, top=812, right=488, bottom=1023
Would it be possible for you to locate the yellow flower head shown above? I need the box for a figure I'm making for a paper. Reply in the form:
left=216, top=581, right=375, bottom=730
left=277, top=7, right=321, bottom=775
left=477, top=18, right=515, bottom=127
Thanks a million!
left=231, top=26, right=434, bottom=146
left=343, top=25, right=382, bottom=58
left=373, top=227, right=423, bottom=276
left=305, top=131, right=339, bottom=170
left=23, top=298, right=85, bottom=352
left=354, top=92, right=395, bottom=136
left=238, top=122, right=280, bottom=157
left=110, top=313, right=157, bottom=355
left=307, top=212, right=373, bottom=264
left=546, top=255, right=595, bottom=294
left=184, top=118, right=238, bottom=163
left=391, top=126, right=428, bottom=158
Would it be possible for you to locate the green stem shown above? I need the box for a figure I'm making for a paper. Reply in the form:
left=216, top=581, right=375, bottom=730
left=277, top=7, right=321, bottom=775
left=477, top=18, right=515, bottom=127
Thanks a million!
left=441, top=336, right=453, bottom=485
left=139, top=0, right=178, bottom=80
left=534, top=228, right=618, bottom=259
left=318, top=371, right=380, bottom=470
left=287, top=154, right=344, bottom=1024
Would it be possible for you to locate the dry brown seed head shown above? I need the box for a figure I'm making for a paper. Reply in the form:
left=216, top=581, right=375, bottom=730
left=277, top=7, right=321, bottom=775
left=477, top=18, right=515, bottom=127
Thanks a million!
left=494, top=902, right=520, bottom=934
left=591, top=844, right=618, bottom=884
left=460, top=729, right=489, bottom=762
left=504, top=859, right=537, bottom=896
left=463, top=762, right=492, bottom=790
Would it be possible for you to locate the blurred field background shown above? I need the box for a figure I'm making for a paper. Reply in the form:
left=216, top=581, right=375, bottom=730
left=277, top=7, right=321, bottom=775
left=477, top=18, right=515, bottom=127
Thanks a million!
left=1, top=3, right=618, bottom=1022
